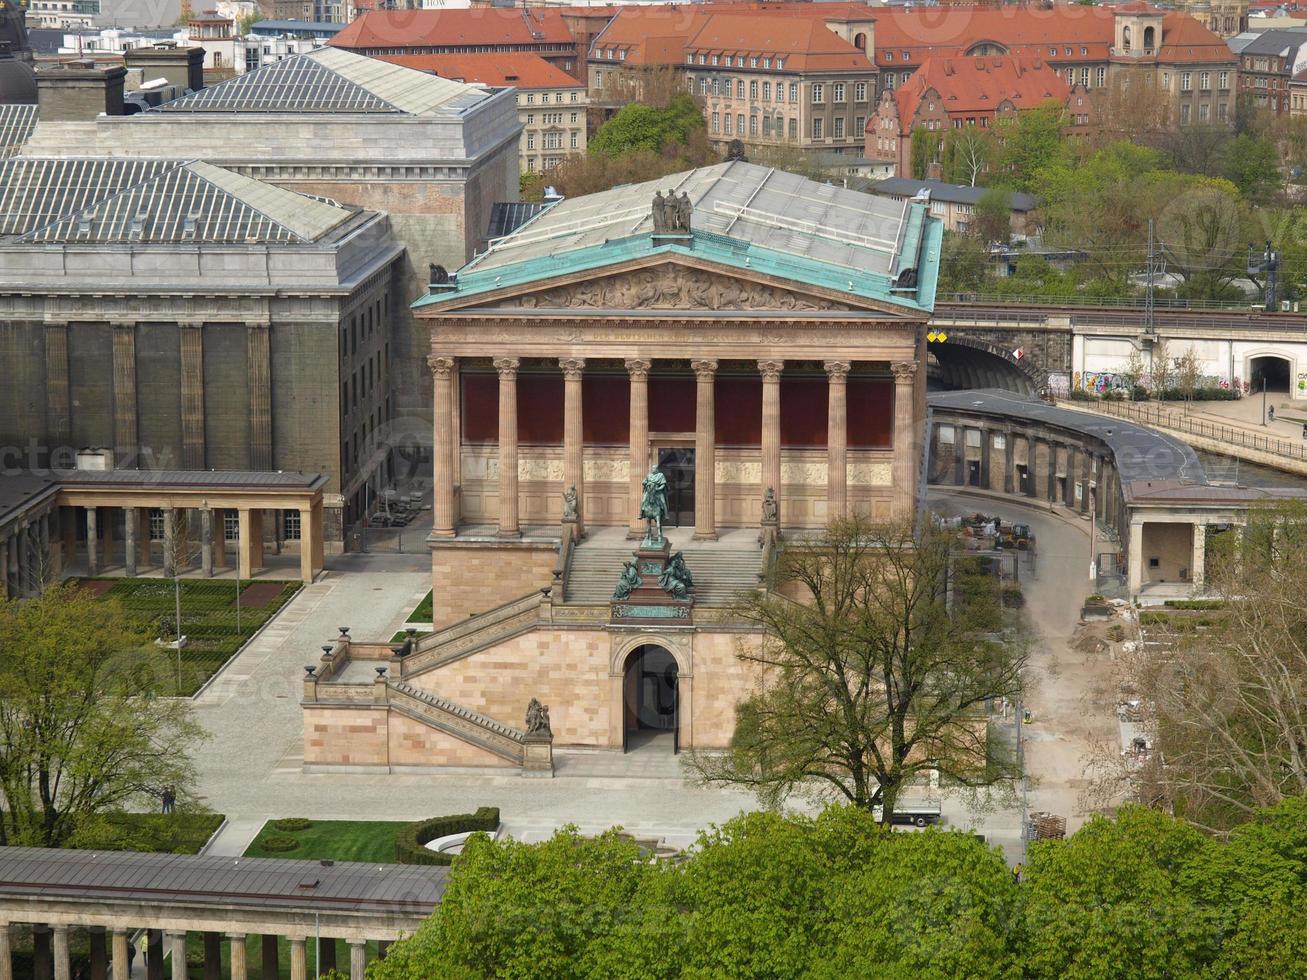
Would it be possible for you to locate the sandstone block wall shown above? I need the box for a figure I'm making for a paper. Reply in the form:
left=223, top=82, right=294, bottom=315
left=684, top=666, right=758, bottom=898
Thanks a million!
left=430, top=540, right=557, bottom=628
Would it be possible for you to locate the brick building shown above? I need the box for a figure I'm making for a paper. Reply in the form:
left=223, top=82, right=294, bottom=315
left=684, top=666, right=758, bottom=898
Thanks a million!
left=1232, top=25, right=1307, bottom=113
left=330, top=8, right=584, bottom=79
left=865, top=54, right=1089, bottom=178
left=377, top=52, right=588, bottom=173
left=588, top=4, right=878, bottom=156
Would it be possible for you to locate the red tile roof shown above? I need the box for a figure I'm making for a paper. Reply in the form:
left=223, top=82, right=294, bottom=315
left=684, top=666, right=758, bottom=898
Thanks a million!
left=374, top=52, right=585, bottom=90
left=331, top=9, right=576, bottom=51
left=590, top=6, right=872, bottom=70
left=890, top=55, right=1070, bottom=135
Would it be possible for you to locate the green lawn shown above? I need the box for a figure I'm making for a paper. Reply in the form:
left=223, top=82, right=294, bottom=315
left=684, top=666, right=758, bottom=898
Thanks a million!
left=76, top=577, right=300, bottom=696
left=243, top=818, right=409, bottom=863
left=69, top=811, right=225, bottom=854
left=408, top=589, right=433, bottom=623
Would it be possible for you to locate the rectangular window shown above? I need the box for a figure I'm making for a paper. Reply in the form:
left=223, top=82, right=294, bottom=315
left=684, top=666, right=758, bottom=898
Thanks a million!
left=749, top=80, right=757, bottom=99
left=724, top=112, right=732, bottom=134
left=527, top=133, right=535, bottom=149
left=993, top=433, right=1006, bottom=450
left=855, top=115, right=865, bottom=134
left=1219, top=71, right=1229, bottom=89
left=763, top=81, right=770, bottom=100
left=1080, top=67, right=1089, bottom=86
left=938, top=425, right=955, bottom=445
left=965, top=429, right=981, bottom=448
left=1181, top=72, right=1192, bottom=91
left=1097, top=67, right=1106, bottom=86
left=750, top=56, right=758, bottom=68
left=283, top=509, right=301, bottom=540
left=776, top=58, right=784, bottom=70
left=738, top=113, right=745, bottom=134
left=762, top=57, right=771, bottom=68
left=855, top=81, right=867, bottom=101
left=833, top=116, right=844, bottom=138
left=833, top=82, right=845, bottom=102
left=527, top=93, right=534, bottom=104
left=149, top=509, right=164, bottom=540
left=1198, top=103, right=1209, bottom=121
left=763, top=115, right=772, bottom=136
left=788, top=117, right=797, bottom=139
left=749, top=115, right=758, bottom=136
left=812, top=117, right=823, bottom=139
left=711, top=111, right=719, bottom=133
left=1218, top=101, right=1228, bottom=121
left=1181, top=103, right=1191, bottom=123
left=738, top=80, right=745, bottom=98
left=812, top=82, right=824, bottom=103
left=789, top=82, right=798, bottom=101
left=1200, top=71, right=1210, bottom=90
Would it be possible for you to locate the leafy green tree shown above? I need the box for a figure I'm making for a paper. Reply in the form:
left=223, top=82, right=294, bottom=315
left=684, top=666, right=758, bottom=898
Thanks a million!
left=974, top=186, right=1012, bottom=244
left=941, top=128, right=991, bottom=186
left=993, top=102, right=1070, bottom=192
left=1021, top=807, right=1220, bottom=979
left=1222, top=132, right=1282, bottom=201
left=910, top=125, right=932, bottom=180
left=589, top=94, right=705, bottom=158
left=693, top=518, right=1027, bottom=823
left=0, top=583, right=205, bottom=846
left=939, top=231, right=991, bottom=293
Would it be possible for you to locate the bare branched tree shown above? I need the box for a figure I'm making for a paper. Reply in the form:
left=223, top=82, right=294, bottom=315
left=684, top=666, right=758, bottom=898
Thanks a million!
left=691, top=517, right=1028, bottom=823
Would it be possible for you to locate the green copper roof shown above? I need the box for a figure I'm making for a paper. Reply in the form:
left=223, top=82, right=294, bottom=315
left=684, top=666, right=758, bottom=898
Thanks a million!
left=415, top=162, right=943, bottom=315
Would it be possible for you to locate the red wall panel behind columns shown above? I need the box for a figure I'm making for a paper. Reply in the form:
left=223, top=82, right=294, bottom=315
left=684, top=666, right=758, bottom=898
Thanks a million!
left=780, top=378, right=829, bottom=447
left=649, top=375, right=696, bottom=432
left=461, top=372, right=496, bottom=443
left=848, top=378, right=893, bottom=448
left=715, top=376, right=761, bottom=446
left=582, top=375, right=630, bottom=445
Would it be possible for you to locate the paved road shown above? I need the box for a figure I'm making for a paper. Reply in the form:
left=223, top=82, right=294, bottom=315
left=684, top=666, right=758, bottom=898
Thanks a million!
left=929, top=488, right=1117, bottom=858
left=193, top=552, right=758, bottom=856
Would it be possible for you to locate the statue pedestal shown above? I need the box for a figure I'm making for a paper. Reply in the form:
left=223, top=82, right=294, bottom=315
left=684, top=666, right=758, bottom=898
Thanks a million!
left=522, top=731, right=554, bottom=777
left=610, top=537, right=694, bottom=626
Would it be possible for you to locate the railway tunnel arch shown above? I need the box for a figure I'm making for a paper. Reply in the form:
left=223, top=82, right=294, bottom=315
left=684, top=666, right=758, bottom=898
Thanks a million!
left=928, top=335, right=1046, bottom=395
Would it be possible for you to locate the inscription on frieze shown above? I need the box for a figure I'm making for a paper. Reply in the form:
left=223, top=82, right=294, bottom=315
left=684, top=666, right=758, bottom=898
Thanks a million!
left=613, top=604, right=692, bottom=620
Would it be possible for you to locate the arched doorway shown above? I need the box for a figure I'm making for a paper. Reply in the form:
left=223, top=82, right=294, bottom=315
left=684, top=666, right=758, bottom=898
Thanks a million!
left=1248, top=354, right=1291, bottom=394
left=622, top=644, right=679, bottom=753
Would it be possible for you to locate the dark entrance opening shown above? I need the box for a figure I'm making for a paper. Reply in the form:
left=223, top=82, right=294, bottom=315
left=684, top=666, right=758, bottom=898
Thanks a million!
left=967, top=460, right=981, bottom=487
left=622, top=644, right=679, bottom=753
left=1250, top=356, right=1291, bottom=393
left=1016, top=464, right=1030, bottom=495
left=658, top=448, right=695, bottom=527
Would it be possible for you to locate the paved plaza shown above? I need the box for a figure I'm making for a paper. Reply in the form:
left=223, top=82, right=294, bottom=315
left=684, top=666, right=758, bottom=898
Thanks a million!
left=191, top=551, right=759, bottom=856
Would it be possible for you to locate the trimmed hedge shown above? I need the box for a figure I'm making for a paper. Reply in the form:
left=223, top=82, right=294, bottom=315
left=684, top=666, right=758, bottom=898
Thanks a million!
left=395, top=807, right=500, bottom=866
left=272, top=817, right=312, bottom=831
left=260, top=834, right=301, bottom=852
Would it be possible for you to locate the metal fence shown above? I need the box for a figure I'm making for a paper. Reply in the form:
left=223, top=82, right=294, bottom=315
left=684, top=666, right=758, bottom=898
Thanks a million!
left=936, top=292, right=1260, bottom=312
left=1081, top=399, right=1307, bottom=463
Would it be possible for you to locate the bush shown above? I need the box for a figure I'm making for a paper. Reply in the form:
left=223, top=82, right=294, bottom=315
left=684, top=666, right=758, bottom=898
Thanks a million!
left=1107, top=624, right=1125, bottom=642
left=395, top=807, right=500, bottom=866
left=1164, top=599, right=1226, bottom=610
left=260, top=834, right=301, bottom=853
left=272, top=817, right=312, bottom=832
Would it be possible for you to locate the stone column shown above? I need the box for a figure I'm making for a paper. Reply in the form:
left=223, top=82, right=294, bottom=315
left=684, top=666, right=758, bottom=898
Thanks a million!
left=758, top=359, right=784, bottom=520
left=247, top=322, right=273, bottom=470
left=890, top=361, right=918, bottom=517
left=1080, top=454, right=1092, bottom=515
left=560, top=358, right=586, bottom=536
left=824, top=361, right=850, bottom=520
left=88, top=928, right=106, bottom=980
left=86, top=506, right=99, bottom=576
left=168, top=932, right=186, bottom=980
left=110, top=930, right=130, bottom=980
left=162, top=507, right=176, bottom=577
left=212, top=510, right=226, bottom=571
left=298, top=508, right=315, bottom=583
left=1004, top=430, right=1015, bottom=494
left=1191, top=522, right=1207, bottom=589
left=15, top=525, right=29, bottom=596
left=53, top=925, right=70, bottom=980
left=1046, top=441, right=1058, bottom=503
left=1064, top=446, right=1078, bottom=507
left=179, top=323, right=206, bottom=469
left=289, top=937, right=307, bottom=980
left=979, top=426, right=992, bottom=489
left=493, top=357, right=521, bottom=538
left=238, top=509, right=254, bottom=580
left=0, top=539, right=8, bottom=600
left=430, top=355, right=457, bottom=538
left=260, top=935, right=279, bottom=980
left=200, top=508, right=213, bottom=576
left=39, top=512, right=52, bottom=583
left=228, top=935, right=247, bottom=980
left=0, top=922, right=11, bottom=980
left=122, top=507, right=137, bottom=576
left=1128, top=520, right=1144, bottom=594
left=625, top=359, right=651, bottom=538
left=112, top=321, right=139, bottom=467
left=347, top=940, right=366, bottom=980
left=45, top=321, right=71, bottom=444
left=692, top=358, right=718, bottom=540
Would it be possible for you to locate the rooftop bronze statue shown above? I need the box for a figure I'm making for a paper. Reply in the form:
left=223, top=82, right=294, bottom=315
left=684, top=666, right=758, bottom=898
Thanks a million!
left=640, top=465, right=668, bottom=545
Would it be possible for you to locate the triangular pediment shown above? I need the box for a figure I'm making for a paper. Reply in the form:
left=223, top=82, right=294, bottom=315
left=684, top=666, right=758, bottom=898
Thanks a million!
left=429, top=256, right=923, bottom=318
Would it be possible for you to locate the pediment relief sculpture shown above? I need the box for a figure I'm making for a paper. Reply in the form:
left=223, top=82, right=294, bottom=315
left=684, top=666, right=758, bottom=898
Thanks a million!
left=498, top=266, right=857, bottom=313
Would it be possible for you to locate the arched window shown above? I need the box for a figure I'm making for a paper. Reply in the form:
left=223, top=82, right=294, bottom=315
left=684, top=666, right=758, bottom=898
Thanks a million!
left=1122, top=25, right=1132, bottom=51
left=854, top=31, right=867, bottom=52
left=1143, top=26, right=1155, bottom=50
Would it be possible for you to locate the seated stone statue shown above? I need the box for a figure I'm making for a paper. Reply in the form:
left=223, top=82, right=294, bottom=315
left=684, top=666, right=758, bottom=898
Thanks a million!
left=659, top=551, right=693, bottom=600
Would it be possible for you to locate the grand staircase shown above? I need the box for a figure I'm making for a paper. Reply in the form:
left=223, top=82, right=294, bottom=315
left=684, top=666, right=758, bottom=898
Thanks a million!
left=564, top=535, right=763, bottom=606
left=388, top=680, right=526, bottom=764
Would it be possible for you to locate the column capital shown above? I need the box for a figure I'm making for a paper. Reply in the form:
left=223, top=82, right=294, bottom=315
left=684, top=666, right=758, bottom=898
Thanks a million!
left=109, top=319, right=137, bottom=331
left=624, top=358, right=652, bottom=378
left=690, top=358, right=718, bottom=380
left=225, top=933, right=247, bottom=941
left=427, top=354, right=456, bottom=378
left=492, top=356, right=520, bottom=378
left=823, top=360, right=852, bottom=381
left=559, top=357, right=586, bottom=379
left=891, top=360, right=918, bottom=381
left=178, top=321, right=205, bottom=330
left=757, top=359, right=785, bottom=381
left=244, top=320, right=271, bottom=331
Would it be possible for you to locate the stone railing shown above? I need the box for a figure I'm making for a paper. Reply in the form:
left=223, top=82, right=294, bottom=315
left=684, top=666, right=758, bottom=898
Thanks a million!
left=387, top=680, right=526, bottom=765
left=552, top=523, right=577, bottom=598
left=302, top=678, right=378, bottom=705
left=399, top=589, right=551, bottom=678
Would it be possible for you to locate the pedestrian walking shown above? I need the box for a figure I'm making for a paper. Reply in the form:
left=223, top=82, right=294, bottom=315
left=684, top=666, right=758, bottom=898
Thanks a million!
left=161, top=786, right=175, bottom=814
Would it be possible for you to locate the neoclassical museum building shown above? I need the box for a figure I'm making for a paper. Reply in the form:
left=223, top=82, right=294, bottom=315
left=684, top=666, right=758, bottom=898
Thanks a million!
left=303, top=162, right=944, bottom=771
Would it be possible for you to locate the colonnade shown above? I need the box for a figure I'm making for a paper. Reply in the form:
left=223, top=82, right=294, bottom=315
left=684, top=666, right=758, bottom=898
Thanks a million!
left=0, top=921, right=381, bottom=980
left=430, top=355, right=919, bottom=538
left=0, top=509, right=56, bottom=599
left=63, top=502, right=322, bottom=584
